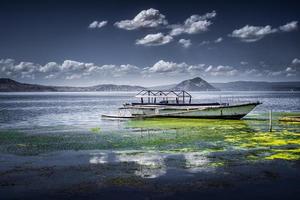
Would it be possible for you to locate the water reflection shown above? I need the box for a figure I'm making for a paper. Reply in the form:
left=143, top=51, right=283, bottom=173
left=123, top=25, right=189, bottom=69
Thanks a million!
left=184, top=152, right=211, bottom=173
left=88, top=150, right=217, bottom=179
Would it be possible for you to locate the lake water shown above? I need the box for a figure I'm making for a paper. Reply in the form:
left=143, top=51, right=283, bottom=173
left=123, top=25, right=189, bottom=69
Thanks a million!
left=0, top=91, right=300, bottom=200
left=1, top=91, right=299, bottom=130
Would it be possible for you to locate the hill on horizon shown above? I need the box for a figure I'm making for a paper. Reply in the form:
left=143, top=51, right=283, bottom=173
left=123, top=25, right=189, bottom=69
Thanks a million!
left=171, top=77, right=218, bottom=91
left=1, top=78, right=300, bottom=92
left=0, top=78, right=145, bottom=92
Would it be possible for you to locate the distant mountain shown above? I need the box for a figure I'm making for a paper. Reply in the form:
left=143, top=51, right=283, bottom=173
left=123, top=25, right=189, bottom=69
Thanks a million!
left=1, top=78, right=299, bottom=92
left=211, top=81, right=300, bottom=91
left=171, top=77, right=218, bottom=91
left=0, top=78, right=57, bottom=92
left=89, top=84, right=145, bottom=91
left=0, top=78, right=145, bottom=92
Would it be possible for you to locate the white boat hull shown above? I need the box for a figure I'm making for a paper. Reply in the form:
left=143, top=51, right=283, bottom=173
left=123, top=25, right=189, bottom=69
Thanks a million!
left=127, top=102, right=260, bottom=119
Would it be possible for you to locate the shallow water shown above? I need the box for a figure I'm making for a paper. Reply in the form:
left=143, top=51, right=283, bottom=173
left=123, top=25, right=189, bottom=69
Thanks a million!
left=0, top=91, right=300, bottom=199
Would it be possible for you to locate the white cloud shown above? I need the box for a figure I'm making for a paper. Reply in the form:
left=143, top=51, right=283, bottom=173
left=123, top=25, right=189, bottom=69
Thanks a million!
left=0, top=58, right=14, bottom=65
left=169, top=11, right=216, bottom=36
left=136, top=33, right=173, bottom=46
left=269, top=71, right=283, bottom=76
left=39, top=62, right=60, bottom=73
left=0, top=59, right=140, bottom=80
left=0, top=59, right=39, bottom=79
left=187, top=64, right=206, bottom=73
left=209, top=65, right=238, bottom=76
left=205, top=65, right=213, bottom=72
left=147, top=60, right=239, bottom=78
left=178, top=39, right=191, bottom=48
left=203, top=65, right=238, bottom=76
left=60, top=60, right=95, bottom=72
left=14, top=62, right=38, bottom=73
left=230, top=21, right=298, bottom=42
left=240, top=61, right=248, bottom=65
left=287, top=73, right=296, bottom=77
left=88, top=20, right=108, bottom=29
left=279, top=21, right=298, bottom=32
left=1, top=59, right=15, bottom=74
left=214, top=37, right=223, bottom=43
left=82, top=63, right=140, bottom=78
left=199, top=37, right=222, bottom=46
left=229, top=25, right=277, bottom=42
left=286, top=67, right=295, bottom=72
left=114, top=8, right=167, bottom=30
left=148, top=60, right=188, bottom=73
left=285, top=58, right=298, bottom=76
left=292, top=58, right=300, bottom=65
left=245, top=69, right=257, bottom=74
left=199, top=40, right=210, bottom=46
left=111, top=64, right=140, bottom=77
left=2, top=58, right=297, bottom=82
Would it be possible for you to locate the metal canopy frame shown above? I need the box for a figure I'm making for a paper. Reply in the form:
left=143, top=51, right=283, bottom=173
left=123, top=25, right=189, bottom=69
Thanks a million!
left=135, top=90, right=192, bottom=104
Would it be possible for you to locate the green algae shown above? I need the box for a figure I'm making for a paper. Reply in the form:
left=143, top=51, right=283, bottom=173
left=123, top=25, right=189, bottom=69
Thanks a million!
left=90, top=127, right=101, bottom=133
left=126, top=116, right=300, bottom=161
left=266, top=153, right=300, bottom=160
left=0, top=113, right=299, bottom=163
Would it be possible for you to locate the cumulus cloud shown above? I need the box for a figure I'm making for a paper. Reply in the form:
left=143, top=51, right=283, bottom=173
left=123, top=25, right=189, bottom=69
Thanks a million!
left=279, top=21, right=298, bottom=32
left=292, top=58, right=300, bottom=65
left=0, top=59, right=39, bottom=79
left=114, top=8, right=168, bottom=30
left=187, top=64, right=206, bottom=73
left=99, top=64, right=140, bottom=77
left=285, top=67, right=295, bottom=72
left=60, top=60, right=95, bottom=72
left=39, top=62, right=60, bottom=73
left=204, top=65, right=238, bottom=76
left=88, top=20, right=108, bottom=29
left=169, top=10, right=216, bottom=36
left=136, top=33, right=173, bottom=46
left=2, top=58, right=297, bottom=82
left=0, top=58, right=242, bottom=80
left=148, top=60, right=188, bottom=73
left=113, top=9, right=217, bottom=46
left=230, top=21, right=298, bottom=42
left=0, top=59, right=140, bottom=80
left=229, top=25, right=277, bottom=42
left=178, top=39, right=192, bottom=48
left=146, top=60, right=238, bottom=78
left=282, top=58, right=300, bottom=77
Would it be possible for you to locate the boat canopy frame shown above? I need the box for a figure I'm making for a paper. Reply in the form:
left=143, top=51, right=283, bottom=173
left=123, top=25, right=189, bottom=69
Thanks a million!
left=135, top=90, right=192, bottom=104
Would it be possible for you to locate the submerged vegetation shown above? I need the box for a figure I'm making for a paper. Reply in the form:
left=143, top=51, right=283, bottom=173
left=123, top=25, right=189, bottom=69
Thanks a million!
left=0, top=113, right=299, bottom=166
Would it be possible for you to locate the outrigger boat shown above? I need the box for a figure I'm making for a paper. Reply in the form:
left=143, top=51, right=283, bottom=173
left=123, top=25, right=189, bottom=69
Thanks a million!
left=102, top=90, right=261, bottom=119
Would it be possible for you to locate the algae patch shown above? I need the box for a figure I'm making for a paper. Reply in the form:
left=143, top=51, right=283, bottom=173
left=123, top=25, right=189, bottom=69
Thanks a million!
left=90, top=127, right=101, bottom=134
left=1, top=113, right=300, bottom=162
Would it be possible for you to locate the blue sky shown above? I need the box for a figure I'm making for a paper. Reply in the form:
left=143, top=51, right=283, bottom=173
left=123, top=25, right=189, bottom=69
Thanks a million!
left=0, top=0, right=299, bottom=86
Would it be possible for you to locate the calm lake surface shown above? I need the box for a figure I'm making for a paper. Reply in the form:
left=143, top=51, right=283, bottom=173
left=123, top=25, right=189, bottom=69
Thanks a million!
left=0, top=91, right=300, bottom=200
left=1, top=91, right=299, bottom=130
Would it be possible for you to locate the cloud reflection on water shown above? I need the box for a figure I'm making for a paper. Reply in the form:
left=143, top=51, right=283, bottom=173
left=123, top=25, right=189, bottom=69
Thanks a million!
left=89, top=150, right=215, bottom=179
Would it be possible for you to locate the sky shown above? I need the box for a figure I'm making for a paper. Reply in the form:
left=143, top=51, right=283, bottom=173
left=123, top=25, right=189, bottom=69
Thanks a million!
left=0, top=0, right=299, bottom=86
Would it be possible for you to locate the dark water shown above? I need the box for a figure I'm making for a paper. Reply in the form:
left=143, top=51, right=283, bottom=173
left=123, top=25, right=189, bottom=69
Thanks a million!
left=0, top=91, right=300, bottom=200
